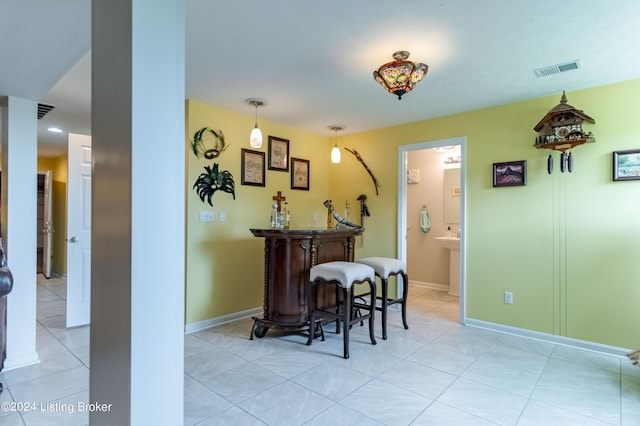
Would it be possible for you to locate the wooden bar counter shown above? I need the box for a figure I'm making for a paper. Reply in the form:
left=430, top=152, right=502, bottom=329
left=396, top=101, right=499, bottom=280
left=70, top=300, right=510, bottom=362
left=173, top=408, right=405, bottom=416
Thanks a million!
left=249, top=228, right=363, bottom=339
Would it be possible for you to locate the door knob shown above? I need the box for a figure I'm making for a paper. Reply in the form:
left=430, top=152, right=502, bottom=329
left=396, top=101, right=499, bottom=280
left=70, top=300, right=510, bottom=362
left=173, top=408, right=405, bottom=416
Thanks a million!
left=68, top=236, right=79, bottom=243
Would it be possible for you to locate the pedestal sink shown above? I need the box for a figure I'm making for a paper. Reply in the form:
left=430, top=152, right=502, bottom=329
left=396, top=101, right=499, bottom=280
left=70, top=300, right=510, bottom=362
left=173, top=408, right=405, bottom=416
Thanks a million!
left=434, top=237, right=460, bottom=296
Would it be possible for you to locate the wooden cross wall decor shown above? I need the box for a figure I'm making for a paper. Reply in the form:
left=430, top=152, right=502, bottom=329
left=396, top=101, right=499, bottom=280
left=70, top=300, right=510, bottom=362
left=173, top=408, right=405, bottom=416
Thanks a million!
left=272, top=191, right=286, bottom=212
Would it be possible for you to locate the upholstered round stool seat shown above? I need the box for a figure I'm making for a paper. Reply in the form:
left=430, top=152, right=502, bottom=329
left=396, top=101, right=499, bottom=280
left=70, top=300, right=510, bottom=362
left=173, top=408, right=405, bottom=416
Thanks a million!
left=356, top=257, right=405, bottom=278
left=356, top=257, right=409, bottom=340
left=306, top=261, right=377, bottom=359
left=310, top=261, right=375, bottom=289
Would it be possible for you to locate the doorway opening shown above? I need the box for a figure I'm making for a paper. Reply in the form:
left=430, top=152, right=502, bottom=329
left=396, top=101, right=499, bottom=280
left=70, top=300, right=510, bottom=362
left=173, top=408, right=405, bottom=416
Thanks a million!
left=37, top=171, right=52, bottom=278
left=397, top=136, right=466, bottom=324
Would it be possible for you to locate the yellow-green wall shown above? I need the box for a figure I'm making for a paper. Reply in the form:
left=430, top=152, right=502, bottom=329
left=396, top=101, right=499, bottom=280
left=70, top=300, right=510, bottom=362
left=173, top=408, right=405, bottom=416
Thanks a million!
left=328, top=79, right=640, bottom=349
left=185, top=99, right=332, bottom=324
left=186, top=80, right=640, bottom=349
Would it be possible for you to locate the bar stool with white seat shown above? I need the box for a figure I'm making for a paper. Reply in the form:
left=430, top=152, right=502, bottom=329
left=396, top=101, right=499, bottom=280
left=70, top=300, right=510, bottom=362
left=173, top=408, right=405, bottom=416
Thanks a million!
left=356, top=257, right=409, bottom=340
left=306, top=261, right=376, bottom=359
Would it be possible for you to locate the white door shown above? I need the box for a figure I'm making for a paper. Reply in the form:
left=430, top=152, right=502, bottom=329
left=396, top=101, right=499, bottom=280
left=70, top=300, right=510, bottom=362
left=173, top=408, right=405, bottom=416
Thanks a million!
left=42, top=170, right=53, bottom=278
left=67, top=133, right=92, bottom=327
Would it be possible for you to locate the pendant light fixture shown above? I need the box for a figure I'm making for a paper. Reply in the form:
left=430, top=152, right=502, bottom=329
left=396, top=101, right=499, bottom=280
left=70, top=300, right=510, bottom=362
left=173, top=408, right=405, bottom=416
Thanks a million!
left=373, top=51, right=428, bottom=100
left=245, top=98, right=267, bottom=148
left=328, top=125, right=344, bottom=164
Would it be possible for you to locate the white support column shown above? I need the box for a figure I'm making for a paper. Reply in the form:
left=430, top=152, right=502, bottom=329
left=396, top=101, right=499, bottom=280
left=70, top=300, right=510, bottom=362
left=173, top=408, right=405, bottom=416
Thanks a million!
left=90, top=1, right=185, bottom=425
left=1, top=96, right=39, bottom=370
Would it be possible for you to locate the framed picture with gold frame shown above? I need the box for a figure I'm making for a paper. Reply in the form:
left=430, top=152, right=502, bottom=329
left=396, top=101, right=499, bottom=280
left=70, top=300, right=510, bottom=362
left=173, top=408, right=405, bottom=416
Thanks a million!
left=290, top=157, right=309, bottom=190
left=268, top=136, right=289, bottom=171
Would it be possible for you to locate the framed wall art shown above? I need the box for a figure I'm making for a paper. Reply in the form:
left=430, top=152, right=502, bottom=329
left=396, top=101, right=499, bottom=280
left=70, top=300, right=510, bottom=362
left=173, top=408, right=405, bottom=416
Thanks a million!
left=613, top=149, right=640, bottom=181
left=290, top=157, right=310, bottom=190
left=268, top=136, right=289, bottom=171
left=241, top=149, right=265, bottom=186
left=493, top=160, right=526, bottom=187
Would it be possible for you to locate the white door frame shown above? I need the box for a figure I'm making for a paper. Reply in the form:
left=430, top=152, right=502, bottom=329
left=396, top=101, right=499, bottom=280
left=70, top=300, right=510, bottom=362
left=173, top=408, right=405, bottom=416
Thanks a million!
left=397, top=136, right=467, bottom=324
left=40, top=170, right=52, bottom=278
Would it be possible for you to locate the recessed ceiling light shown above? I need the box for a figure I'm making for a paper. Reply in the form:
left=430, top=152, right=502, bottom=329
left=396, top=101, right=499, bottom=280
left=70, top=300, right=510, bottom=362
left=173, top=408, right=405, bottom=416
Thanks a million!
left=47, top=127, right=63, bottom=133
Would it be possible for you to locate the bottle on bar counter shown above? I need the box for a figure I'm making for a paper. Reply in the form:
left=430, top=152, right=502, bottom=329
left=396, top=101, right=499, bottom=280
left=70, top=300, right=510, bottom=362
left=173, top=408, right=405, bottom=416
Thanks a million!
left=283, top=202, right=290, bottom=229
left=270, top=204, right=278, bottom=229
left=344, top=200, right=351, bottom=223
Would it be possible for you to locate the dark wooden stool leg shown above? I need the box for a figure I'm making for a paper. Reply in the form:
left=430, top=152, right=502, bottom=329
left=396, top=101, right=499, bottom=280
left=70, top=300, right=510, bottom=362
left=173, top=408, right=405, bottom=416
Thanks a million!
left=381, top=276, right=389, bottom=340
left=401, top=271, right=409, bottom=330
left=335, top=282, right=341, bottom=334
left=306, top=281, right=316, bottom=346
left=343, top=286, right=350, bottom=359
left=367, top=279, right=377, bottom=346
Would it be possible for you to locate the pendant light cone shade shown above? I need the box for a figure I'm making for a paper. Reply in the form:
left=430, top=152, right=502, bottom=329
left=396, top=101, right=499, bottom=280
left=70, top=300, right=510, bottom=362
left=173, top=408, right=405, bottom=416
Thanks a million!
left=250, top=125, right=262, bottom=148
left=331, top=145, right=341, bottom=163
left=328, top=125, right=344, bottom=164
left=373, top=51, right=428, bottom=100
left=245, top=98, right=267, bottom=148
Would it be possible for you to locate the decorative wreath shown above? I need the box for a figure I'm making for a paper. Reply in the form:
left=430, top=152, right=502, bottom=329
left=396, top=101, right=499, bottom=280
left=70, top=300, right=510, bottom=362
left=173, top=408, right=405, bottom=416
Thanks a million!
left=191, top=127, right=227, bottom=159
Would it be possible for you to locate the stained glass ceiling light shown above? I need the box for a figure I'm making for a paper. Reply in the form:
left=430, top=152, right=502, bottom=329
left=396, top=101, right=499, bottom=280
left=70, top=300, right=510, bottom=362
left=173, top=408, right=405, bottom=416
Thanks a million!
left=373, top=51, right=428, bottom=100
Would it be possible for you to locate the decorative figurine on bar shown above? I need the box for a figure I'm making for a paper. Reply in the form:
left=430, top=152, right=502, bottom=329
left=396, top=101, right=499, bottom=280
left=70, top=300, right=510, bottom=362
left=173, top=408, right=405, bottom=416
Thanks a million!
left=325, top=199, right=334, bottom=229
left=323, top=200, right=362, bottom=230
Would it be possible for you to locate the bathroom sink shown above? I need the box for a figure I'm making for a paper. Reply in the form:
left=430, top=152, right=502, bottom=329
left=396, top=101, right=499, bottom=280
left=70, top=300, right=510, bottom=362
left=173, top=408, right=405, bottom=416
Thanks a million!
left=434, top=236, right=460, bottom=250
left=434, top=237, right=460, bottom=296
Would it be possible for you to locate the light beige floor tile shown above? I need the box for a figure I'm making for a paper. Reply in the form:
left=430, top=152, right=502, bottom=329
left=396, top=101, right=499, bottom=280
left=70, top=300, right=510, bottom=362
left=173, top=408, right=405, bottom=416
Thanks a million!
left=438, top=378, right=528, bottom=425
left=194, top=405, right=267, bottom=425
left=15, top=279, right=633, bottom=426
left=184, top=381, right=233, bottom=426
left=340, top=378, right=433, bottom=425
left=197, top=361, right=285, bottom=404
left=305, top=403, right=385, bottom=426
left=238, top=381, right=333, bottom=426
left=518, top=400, right=613, bottom=426
left=291, top=360, right=373, bottom=401
left=412, top=401, right=499, bottom=426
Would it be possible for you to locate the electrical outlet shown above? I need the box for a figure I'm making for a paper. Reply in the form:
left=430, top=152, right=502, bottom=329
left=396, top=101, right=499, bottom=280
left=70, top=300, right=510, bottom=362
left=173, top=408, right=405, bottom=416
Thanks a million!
left=504, top=291, right=513, bottom=304
left=199, top=211, right=214, bottom=222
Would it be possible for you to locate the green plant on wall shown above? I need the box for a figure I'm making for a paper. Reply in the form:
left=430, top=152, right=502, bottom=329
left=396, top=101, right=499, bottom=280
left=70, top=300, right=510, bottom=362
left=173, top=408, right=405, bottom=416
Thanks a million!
left=191, top=127, right=227, bottom=159
left=193, top=162, right=235, bottom=206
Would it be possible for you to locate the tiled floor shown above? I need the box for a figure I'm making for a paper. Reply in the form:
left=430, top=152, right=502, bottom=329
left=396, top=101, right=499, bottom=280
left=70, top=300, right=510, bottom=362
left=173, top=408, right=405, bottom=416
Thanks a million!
left=1, top=276, right=639, bottom=425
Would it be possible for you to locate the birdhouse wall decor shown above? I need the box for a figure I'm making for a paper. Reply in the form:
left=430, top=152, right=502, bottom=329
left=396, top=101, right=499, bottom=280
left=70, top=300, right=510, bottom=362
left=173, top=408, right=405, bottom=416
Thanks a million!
left=533, top=91, right=595, bottom=174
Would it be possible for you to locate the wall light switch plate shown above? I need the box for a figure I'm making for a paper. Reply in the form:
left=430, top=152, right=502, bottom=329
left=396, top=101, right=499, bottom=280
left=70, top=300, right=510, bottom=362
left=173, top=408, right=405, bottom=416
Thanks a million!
left=199, top=211, right=214, bottom=222
left=219, top=210, right=226, bottom=222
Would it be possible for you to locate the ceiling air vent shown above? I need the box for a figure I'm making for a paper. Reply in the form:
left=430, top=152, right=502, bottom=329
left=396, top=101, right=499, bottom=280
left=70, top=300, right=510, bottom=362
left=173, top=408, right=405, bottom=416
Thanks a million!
left=534, top=60, right=582, bottom=78
left=37, top=103, right=55, bottom=119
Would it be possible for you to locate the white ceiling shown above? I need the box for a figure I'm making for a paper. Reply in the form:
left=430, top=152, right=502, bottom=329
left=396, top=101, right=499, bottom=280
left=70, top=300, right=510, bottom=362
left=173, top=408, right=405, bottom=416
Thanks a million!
left=2, top=0, right=640, bottom=157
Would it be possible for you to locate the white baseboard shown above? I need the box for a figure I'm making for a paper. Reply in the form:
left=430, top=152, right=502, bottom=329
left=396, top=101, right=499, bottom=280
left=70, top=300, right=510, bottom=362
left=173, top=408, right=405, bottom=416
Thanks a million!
left=184, top=307, right=262, bottom=334
left=410, top=280, right=449, bottom=292
left=465, top=318, right=631, bottom=358
left=4, top=352, right=41, bottom=371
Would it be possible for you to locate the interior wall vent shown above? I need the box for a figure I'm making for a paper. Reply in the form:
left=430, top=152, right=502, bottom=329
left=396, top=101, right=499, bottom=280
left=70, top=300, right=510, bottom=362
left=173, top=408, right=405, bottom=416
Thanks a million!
left=534, top=60, right=582, bottom=78
left=37, top=103, right=55, bottom=119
